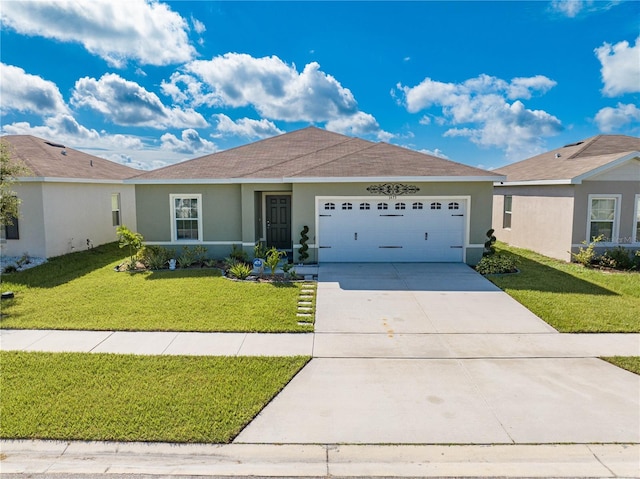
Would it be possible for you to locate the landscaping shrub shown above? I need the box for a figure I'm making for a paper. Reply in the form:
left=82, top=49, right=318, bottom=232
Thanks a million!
left=229, top=262, right=252, bottom=280
left=571, top=234, right=603, bottom=267
left=254, top=241, right=267, bottom=260
left=230, top=244, right=249, bottom=263
left=483, top=228, right=497, bottom=256
left=139, top=245, right=173, bottom=270
left=475, top=254, right=519, bottom=275
left=265, top=247, right=285, bottom=277
left=116, top=225, right=143, bottom=270
left=598, top=246, right=636, bottom=271
left=298, top=226, right=310, bottom=263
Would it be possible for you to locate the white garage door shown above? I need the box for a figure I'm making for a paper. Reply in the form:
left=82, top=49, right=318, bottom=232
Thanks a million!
left=317, top=198, right=466, bottom=262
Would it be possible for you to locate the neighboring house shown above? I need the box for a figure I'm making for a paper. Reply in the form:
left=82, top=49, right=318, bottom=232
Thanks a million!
left=0, top=135, right=139, bottom=259
left=492, top=135, right=640, bottom=262
left=130, top=127, right=503, bottom=264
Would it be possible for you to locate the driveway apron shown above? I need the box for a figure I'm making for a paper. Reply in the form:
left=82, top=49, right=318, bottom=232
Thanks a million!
left=235, top=263, right=640, bottom=445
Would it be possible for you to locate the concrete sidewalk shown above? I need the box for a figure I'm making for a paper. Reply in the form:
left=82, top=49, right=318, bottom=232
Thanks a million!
left=0, top=329, right=313, bottom=356
left=2, top=440, right=639, bottom=477
left=2, top=328, right=639, bottom=358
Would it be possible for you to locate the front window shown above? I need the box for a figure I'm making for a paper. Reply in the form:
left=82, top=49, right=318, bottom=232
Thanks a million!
left=588, top=196, right=618, bottom=242
left=503, top=195, right=512, bottom=229
left=111, top=193, right=121, bottom=226
left=171, top=194, right=202, bottom=241
left=2, top=214, right=19, bottom=240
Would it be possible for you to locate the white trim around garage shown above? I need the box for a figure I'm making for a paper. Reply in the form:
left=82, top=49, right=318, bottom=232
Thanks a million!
left=315, top=195, right=472, bottom=263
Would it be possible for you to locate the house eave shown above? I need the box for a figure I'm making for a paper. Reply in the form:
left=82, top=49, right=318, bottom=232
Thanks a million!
left=494, top=179, right=573, bottom=187
left=18, top=177, right=129, bottom=184
left=127, top=175, right=504, bottom=185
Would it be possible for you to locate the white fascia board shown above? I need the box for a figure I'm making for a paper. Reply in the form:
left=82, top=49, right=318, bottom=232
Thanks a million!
left=18, top=177, right=127, bottom=184
left=571, top=152, right=640, bottom=184
left=287, top=175, right=504, bottom=183
left=494, top=179, right=572, bottom=187
left=128, top=175, right=503, bottom=185
left=126, top=178, right=284, bottom=185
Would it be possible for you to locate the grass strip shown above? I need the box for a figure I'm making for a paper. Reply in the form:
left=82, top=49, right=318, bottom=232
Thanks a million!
left=1, top=243, right=311, bottom=332
left=601, top=357, right=640, bottom=375
left=0, top=351, right=309, bottom=443
left=486, top=244, right=640, bottom=332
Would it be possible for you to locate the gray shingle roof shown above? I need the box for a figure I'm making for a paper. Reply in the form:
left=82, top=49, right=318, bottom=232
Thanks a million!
left=132, top=127, right=500, bottom=181
left=494, top=135, right=640, bottom=182
left=1, top=135, right=140, bottom=180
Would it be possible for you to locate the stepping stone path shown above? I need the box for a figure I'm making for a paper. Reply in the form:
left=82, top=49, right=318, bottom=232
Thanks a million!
left=297, top=282, right=316, bottom=325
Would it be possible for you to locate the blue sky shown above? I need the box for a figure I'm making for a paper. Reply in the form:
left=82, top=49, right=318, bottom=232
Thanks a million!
left=1, top=0, right=638, bottom=171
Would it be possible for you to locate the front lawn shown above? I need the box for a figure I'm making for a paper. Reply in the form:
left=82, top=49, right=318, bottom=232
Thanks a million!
left=602, top=357, right=640, bottom=375
left=0, top=243, right=311, bottom=332
left=485, top=244, right=640, bottom=332
left=0, top=351, right=309, bottom=443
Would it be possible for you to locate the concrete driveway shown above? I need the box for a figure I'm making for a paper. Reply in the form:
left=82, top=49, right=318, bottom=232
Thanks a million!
left=235, top=263, right=640, bottom=445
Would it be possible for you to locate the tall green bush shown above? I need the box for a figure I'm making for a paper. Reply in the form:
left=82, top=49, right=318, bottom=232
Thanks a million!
left=116, top=225, right=143, bottom=270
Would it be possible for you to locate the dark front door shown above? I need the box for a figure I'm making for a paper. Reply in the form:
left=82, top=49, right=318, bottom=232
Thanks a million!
left=266, top=195, right=292, bottom=250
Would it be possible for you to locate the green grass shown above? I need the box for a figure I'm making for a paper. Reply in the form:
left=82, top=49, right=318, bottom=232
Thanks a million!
left=485, top=243, right=640, bottom=332
left=0, top=243, right=312, bottom=332
left=0, top=351, right=309, bottom=443
left=602, top=357, right=640, bottom=375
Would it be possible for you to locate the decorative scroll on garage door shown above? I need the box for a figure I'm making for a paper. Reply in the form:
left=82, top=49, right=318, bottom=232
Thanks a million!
left=317, top=197, right=466, bottom=262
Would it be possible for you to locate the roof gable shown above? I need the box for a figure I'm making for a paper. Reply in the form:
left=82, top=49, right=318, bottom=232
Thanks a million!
left=1, top=135, right=141, bottom=180
left=132, top=127, right=499, bottom=182
left=495, top=135, right=640, bottom=183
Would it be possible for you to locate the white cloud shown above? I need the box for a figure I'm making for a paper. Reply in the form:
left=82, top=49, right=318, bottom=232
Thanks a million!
left=325, top=112, right=394, bottom=142
left=507, top=75, right=557, bottom=100
left=1, top=114, right=144, bottom=150
left=160, top=129, right=217, bottom=155
left=550, top=0, right=590, bottom=17
left=213, top=114, right=283, bottom=139
left=419, top=148, right=449, bottom=159
left=164, top=53, right=389, bottom=140
left=594, top=103, right=640, bottom=132
left=0, top=0, right=195, bottom=67
left=182, top=54, right=359, bottom=122
left=396, top=74, right=562, bottom=159
left=0, top=63, right=68, bottom=115
left=595, top=37, right=640, bottom=97
left=192, top=16, right=206, bottom=34
left=72, top=73, right=208, bottom=129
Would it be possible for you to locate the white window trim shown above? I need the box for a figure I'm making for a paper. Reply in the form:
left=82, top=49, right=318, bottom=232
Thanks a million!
left=170, top=194, right=203, bottom=242
left=111, top=193, right=121, bottom=227
left=634, top=194, right=640, bottom=244
left=503, top=195, right=512, bottom=230
left=586, top=194, right=621, bottom=245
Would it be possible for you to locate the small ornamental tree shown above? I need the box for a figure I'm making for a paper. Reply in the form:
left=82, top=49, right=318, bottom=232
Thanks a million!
left=299, top=225, right=309, bottom=263
left=483, top=228, right=497, bottom=257
left=0, top=140, right=31, bottom=228
left=116, top=225, right=143, bottom=270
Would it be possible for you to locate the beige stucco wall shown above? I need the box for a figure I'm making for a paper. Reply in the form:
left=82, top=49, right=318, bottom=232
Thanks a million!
left=2, top=181, right=136, bottom=259
left=493, top=185, right=575, bottom=261
left=1, top=182, right=46, bottom=258
left=573, top=180, right=640, bottom=247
